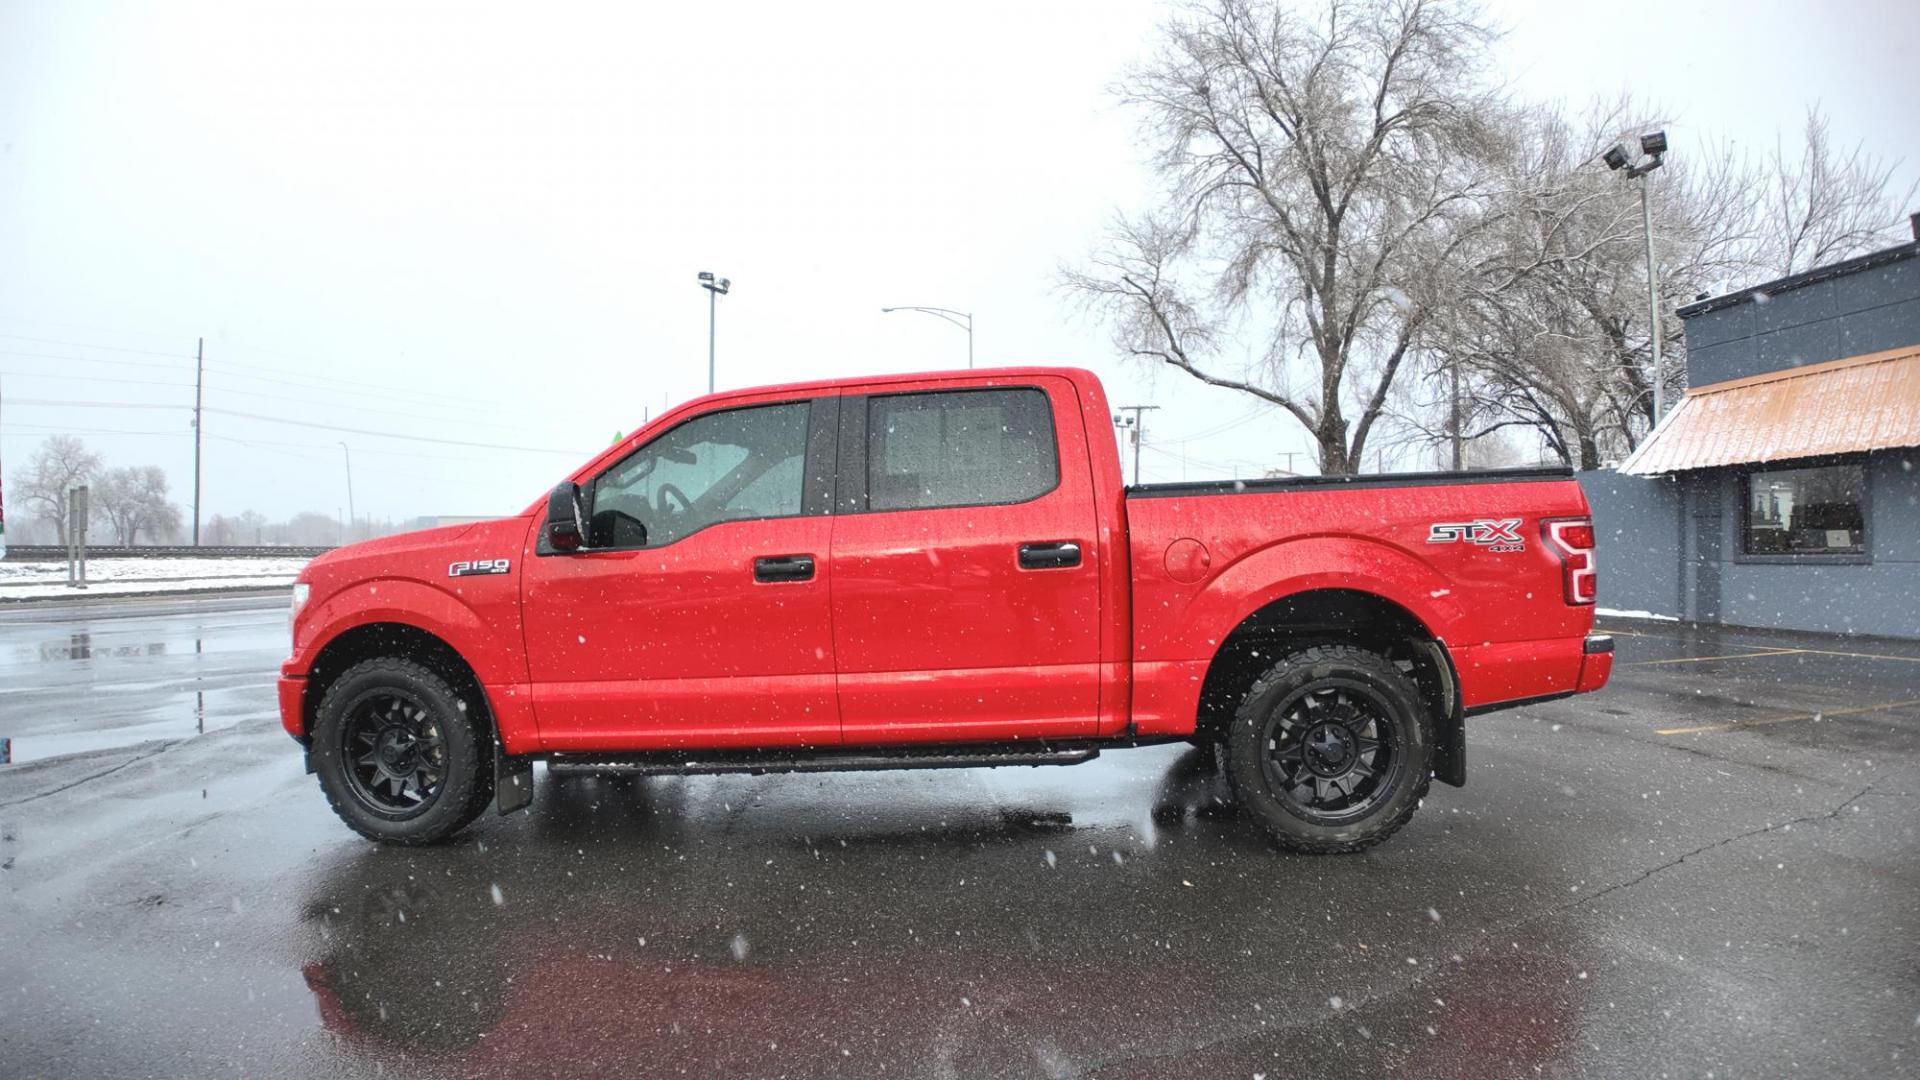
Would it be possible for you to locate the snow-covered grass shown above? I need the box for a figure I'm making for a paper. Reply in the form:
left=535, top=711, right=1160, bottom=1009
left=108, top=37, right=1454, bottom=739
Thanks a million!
left=0, top=556, right=309, bottom=600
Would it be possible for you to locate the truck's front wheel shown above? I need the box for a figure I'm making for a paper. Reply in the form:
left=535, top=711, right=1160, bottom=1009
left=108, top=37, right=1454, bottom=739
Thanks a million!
left=312, top=658, right=494, bottom=845
left=1223, top=645, right=1432, bottom=854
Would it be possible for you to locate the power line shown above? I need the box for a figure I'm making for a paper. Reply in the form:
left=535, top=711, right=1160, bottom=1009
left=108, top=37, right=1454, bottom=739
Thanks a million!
left=0, top=333, right=195, bottom=359
left=0, top=348, right=188, bottom=371
left=200, top=405, right=590, bottom=455
left=6, top=397, right=587, bottom=455
left=0, top=369, right=195, bottom=391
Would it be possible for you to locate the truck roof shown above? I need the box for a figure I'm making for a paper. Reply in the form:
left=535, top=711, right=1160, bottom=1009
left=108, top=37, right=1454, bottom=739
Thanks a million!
left=674, top=365, right=1101, bottom=408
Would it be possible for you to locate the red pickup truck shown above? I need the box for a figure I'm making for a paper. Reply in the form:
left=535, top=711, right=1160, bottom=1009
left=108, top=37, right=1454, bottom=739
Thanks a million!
left=281, top=366, right=1609, bottom=852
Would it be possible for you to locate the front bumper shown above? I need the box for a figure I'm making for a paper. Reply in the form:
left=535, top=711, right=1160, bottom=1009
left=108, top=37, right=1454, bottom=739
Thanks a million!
left=278, top=674, right=307, bottom=740
left=1577, top=634, right=1614, bottom=693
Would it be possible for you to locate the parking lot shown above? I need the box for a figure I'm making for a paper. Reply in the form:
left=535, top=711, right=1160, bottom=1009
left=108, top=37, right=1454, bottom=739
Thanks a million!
left=1, top=599, right=1915, bottom=1078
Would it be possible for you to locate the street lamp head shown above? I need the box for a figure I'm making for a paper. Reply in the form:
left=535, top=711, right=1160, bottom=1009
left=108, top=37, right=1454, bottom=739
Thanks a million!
left=1640, top=130, right=1668, bottom=157
left=1603, top=143, right=1632, bottom=171
left=698, top=271, right=730, bottom=295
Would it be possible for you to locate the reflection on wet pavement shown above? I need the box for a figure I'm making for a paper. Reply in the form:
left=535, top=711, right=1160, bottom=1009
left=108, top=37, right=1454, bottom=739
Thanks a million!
left=0, top=597, right=284, bottom=762
left=289, top=757, right=1585, bottom=1078
left=0, top=609, right=1914, bottom=1077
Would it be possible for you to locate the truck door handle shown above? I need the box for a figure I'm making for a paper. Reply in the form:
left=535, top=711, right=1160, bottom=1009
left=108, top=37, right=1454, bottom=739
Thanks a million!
left=1018, top=541, right=1081, bottom=570
left=754, top=554, right=816, bottom=583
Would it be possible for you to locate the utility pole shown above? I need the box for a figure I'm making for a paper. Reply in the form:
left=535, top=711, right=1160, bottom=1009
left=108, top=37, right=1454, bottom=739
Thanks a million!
left=1113, top=405, right=1161, bottom=486
left=192, top=337, right=204, bottom=545
left=1450, top=359, right=1463, bottom=471
left=339, top=442, right=355, bottom=539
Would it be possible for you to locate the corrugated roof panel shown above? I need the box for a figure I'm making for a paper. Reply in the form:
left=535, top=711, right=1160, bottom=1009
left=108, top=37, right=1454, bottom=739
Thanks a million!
left=1619, top=346, right=1920, bottom=474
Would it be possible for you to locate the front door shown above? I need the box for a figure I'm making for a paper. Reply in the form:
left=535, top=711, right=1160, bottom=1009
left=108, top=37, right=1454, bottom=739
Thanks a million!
left=521, top=396, right=840, bottom=751
left=829, top=379, right=1103, bottom=744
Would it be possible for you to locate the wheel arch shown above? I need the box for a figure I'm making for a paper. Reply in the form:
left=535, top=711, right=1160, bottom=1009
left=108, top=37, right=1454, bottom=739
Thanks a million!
left=1193, top=587, right=1466, bottom=786
left=303, top=622, right=495, bottom=745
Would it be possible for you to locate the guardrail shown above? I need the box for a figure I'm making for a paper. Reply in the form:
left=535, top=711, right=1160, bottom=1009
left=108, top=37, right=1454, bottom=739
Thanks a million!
left=1, top=545, right=334, bottom=561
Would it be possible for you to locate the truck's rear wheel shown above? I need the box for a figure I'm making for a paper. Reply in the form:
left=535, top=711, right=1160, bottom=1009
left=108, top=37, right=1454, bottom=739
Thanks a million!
left=312, top=658, right=493, bottom=845
left=1223, top=645, right=1432, bottom=854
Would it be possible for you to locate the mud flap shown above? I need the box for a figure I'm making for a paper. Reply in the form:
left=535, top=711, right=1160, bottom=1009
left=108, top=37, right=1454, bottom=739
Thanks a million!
left=496, top=748, right=533, bottom=815
left=1432, top=712, right=1466, bottom=787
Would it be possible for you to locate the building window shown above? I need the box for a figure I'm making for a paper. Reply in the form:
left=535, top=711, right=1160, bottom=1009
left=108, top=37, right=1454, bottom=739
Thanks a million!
left=1742, top=463, right=1866, bottom=556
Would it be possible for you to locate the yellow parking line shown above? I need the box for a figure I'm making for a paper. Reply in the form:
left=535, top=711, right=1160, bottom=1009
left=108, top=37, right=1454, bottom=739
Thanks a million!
left=1657, top=698, right=1920, bottom=736
left=1784, top=647, right=1920, bottom=665
left=1624, top=649, right=1805, bottom=666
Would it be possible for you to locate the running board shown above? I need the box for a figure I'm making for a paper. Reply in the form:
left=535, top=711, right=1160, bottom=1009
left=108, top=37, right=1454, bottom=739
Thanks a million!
left=545, top=743, right=1101, bottom=779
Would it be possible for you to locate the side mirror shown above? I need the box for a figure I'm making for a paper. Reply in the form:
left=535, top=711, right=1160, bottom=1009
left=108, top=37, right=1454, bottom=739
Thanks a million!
left=545, top=482, right=585, bottom=553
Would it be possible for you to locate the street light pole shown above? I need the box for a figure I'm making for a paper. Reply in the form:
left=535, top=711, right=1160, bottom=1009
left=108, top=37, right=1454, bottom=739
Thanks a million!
left=698, top=271, right=731, bottom=394
left=1604, top=130, right=1669, bottom=425
left=881, top=306, right=973, bottom=368
left=1639, top=175, right=1664, bottom=422
left=338, top=442, right=354, bottom=538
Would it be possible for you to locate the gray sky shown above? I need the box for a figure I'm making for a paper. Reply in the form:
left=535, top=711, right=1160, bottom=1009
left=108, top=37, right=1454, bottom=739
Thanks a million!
left=2, top=0, right=1916, bottom=525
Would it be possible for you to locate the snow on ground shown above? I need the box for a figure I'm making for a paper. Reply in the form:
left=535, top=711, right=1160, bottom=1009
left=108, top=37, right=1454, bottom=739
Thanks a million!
left=0, top=556, right=309, bottom=600
left=1596, top=606, right=1681, bottom=622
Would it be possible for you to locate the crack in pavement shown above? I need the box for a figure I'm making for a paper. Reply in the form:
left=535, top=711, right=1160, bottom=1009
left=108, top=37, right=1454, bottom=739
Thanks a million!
left=0, top=742, right=178, bottom=809
left=1558, top=784, right=1878, bottom=915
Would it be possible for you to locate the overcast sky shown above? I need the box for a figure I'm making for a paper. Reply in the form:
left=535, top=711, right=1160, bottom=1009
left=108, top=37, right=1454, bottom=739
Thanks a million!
left=2, top=0, right=1916, bottom=526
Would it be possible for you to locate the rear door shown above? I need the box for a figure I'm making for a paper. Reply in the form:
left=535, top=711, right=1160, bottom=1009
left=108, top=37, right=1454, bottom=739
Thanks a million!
left=521, top=395, right=841, bottom=751
left=828, top=377, right=1102, bottom=743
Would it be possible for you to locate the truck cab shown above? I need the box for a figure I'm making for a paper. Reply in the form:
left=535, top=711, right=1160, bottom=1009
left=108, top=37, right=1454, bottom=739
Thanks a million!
left=282, top=366, right=1610, bottom=851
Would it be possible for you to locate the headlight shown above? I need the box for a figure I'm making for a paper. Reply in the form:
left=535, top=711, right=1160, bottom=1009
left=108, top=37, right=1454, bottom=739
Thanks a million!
left=289, top=582, right=311, bottom=634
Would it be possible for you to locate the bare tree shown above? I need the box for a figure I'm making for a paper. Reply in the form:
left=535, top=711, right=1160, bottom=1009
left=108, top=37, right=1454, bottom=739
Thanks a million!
left=1410, top=100, right=1763, bottom=467
left=20, top=436, right=104, bottom=546
left=1066, top=0, right=1509, bottom=474
left=1754, top=107, right=1918, bottom=277
left=93, top=466, right=184, bottom=545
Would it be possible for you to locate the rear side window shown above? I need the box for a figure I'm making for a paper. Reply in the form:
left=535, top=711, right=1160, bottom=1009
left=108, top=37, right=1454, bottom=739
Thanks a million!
left=867, top=388, right=1058, bottom=511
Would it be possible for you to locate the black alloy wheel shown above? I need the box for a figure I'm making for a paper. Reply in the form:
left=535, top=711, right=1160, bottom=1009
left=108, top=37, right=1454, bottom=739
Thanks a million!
left=1259, top=680, right=1402, bottom=825
left=1223, top=644, right=1433, bottom=854
left=312, top=657, right=494, bottom=845
left=339, top=690, right=449, bottom=818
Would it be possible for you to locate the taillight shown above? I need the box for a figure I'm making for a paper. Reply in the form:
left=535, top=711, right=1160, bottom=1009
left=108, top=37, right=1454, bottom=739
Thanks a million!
left=1544, top=518, right=1597, bottom=605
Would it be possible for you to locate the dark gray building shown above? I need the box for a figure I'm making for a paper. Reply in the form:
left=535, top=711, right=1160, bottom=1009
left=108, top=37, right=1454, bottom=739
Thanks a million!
left=1579, top=235, right=1920, bottom=639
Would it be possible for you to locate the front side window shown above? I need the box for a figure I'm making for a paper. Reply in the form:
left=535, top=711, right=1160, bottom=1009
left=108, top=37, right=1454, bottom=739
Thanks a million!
left=1742, top=463, right=1866, bottom=556
left=588, top=401, right=810, bottom=548
left=867, top=388, right=1058, bottom=511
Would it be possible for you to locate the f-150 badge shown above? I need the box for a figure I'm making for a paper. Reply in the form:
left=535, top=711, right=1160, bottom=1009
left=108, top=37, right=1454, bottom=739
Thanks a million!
left=1427, top=519, right=1525, bottom=552
left=449, top=558, right=511, bottom=577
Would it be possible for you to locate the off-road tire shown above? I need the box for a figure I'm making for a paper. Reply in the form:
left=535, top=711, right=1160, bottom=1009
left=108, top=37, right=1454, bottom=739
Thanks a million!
left=312, top=657, right=494, bottom=845
left=1223, top=644, right=1432, bottom=854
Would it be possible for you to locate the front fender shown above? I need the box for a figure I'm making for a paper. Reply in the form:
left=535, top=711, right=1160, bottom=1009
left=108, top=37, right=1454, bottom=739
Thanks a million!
left=1145, top=535, right=1465, bottom=662
left=293, top=577, right=525, bottom=686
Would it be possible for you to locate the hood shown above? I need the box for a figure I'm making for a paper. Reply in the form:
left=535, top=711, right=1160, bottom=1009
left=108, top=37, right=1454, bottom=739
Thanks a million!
left=297, top=517, right=531, bottom=586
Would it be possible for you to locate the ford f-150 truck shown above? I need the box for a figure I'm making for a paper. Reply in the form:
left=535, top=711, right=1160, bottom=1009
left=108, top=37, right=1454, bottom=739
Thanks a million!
left=282, top=366, right=1610, bottom=852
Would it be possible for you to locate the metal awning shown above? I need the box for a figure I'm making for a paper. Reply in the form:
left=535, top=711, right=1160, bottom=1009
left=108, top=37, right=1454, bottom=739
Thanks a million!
left=1619, top=345, right=1920, bottom=475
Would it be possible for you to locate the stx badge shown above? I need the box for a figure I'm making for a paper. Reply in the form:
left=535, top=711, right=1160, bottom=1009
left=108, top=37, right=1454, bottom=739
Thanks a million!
left=449, top=558, right=512, bottom=578
left=1427, top=519, right=1525, bottom=552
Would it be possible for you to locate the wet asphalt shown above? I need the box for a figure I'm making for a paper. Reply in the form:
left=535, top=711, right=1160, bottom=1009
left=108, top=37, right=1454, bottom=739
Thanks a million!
left=0, top=597, right=1915, bottom=1079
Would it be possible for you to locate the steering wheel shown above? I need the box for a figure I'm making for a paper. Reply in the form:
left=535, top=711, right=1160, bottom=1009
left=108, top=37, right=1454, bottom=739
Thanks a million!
left=655, top=483, right=691, bottom=516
